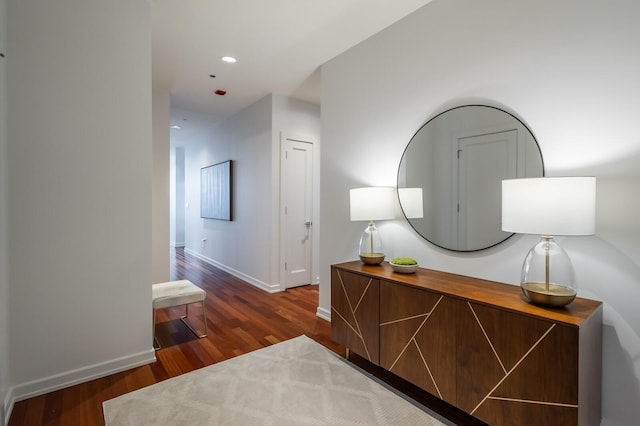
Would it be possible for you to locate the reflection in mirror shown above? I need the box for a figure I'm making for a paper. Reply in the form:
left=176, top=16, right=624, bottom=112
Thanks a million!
left=398, top=105, right=544, bottom=251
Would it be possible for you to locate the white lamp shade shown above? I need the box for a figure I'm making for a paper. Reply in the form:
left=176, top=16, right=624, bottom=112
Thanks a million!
left=502, top=177, right=596, bottom=236
left=398, top=188, right=424, bottom=219
left=350, top=187, right=396, bottom=221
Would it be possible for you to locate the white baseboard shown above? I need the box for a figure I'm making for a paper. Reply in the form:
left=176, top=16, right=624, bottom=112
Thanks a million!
left=170, top=241, right=185, bottom=248
left=184, top=248, right=282, bottom=293
left=316, top=306, right=331, bottom=322
left=4, top=348, right=155, bottom=424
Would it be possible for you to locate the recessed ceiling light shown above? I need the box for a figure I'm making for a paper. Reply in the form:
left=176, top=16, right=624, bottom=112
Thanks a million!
left=221, top=56, right=237, bottom=64
left=171, top=125, right=181, bottom=129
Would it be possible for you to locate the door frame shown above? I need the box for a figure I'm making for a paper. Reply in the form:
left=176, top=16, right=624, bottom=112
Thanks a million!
left=279, top=132, right=317, bottom=291
left=450, top=125, right=521, bottom=250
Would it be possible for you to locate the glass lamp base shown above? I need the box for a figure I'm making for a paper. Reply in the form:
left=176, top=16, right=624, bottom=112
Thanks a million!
left=521, top=282, right=576, bottom=307
left=358, top=221, right=385, bottom=265
left=520, top=236, right=578, bottom=308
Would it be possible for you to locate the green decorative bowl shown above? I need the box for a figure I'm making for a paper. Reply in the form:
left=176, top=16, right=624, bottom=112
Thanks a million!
left=389, top=258, right=419, bottom=274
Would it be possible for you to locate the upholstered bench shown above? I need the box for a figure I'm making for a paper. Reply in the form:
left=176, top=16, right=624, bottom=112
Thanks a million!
left=152, top=280, right=207, bottom=349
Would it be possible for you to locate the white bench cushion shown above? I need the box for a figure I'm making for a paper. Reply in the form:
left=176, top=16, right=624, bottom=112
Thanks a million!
left=152, top=280, right=205, bottom=310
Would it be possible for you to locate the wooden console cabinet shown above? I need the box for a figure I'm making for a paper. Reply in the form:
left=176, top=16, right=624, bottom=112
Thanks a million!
left=331, top=261, right=602, bottom=426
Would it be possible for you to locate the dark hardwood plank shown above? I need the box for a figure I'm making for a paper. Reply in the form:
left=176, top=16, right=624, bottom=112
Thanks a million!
left=8, top=248, right=343, bottom=425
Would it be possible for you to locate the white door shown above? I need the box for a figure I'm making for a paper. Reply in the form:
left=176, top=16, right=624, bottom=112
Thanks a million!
left=456, top=130, right=517, bottom=250
left=281, top=137, right=313, bottom=289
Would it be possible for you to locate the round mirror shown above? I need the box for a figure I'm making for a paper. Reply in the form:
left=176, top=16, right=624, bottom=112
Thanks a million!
left=397, top=105, right=544, bottom=251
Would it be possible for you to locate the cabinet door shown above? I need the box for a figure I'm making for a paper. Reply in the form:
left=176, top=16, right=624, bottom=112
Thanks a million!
left=457, top=301, right=579, bottom=426
left=331, top=268, right=379, bottom=364
left=379, top=280, right=458, bottom=404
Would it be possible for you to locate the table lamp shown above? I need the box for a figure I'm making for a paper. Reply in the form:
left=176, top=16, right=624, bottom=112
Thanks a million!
left=350, top=187, right=396, bottom=265
left=502, top=177, right=596, bottom=307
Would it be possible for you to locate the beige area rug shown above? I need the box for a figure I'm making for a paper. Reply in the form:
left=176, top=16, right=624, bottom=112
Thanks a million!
left=103, top=335, right=450, bottom=425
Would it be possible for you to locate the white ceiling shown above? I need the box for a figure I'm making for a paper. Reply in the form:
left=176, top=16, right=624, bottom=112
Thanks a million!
left=152, top=0, right=433, bottom=139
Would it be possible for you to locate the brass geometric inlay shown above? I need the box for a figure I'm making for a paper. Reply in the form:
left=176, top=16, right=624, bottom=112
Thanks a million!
left=465, top=302, right=577, bottom=415
left=331, top=270, right=373, bottom=361
left=380, top=295, right=444, bottom=398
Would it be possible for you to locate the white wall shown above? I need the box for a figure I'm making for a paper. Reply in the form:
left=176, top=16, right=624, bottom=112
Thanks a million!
left=4, top=0, right=154, bottom=416
left=0, top=0, right=8, bottom=422
left=152, top=91, right=170, bottom=283
left=170, top=146, right=185, bottom=247
left=320, top=0, right=640, bottom=424
left=184, top=95, right=274, bottom=289
left=183, top=94, right=321, bottom=292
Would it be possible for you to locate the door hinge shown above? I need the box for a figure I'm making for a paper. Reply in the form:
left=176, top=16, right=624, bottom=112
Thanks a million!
left=284, top=262, right=287, bottom=271
left=457, top=149, right=462, bottom=159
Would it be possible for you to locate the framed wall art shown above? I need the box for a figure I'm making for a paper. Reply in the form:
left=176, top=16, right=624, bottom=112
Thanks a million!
left=201, top=160, right=232, bottom=220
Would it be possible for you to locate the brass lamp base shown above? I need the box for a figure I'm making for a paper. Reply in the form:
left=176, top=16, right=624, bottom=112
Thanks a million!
left=521, top=282, right=576, bottom=307
left=359, top=252, right=385, bottom=265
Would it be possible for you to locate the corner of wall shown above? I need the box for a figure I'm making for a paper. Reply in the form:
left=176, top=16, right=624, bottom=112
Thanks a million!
left=2, top=387, right=12, bottom=426
left=0, top=0, right=9, bottom=422
left=152, top=91, right=171, bottom=284
left=316, top=306, right=331, bottom=322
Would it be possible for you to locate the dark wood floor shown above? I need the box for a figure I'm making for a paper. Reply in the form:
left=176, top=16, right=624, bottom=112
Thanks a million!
left=8, top=248, right=344, bottom=425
